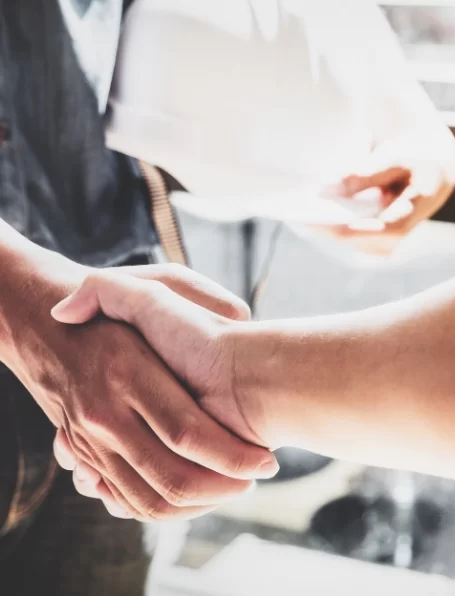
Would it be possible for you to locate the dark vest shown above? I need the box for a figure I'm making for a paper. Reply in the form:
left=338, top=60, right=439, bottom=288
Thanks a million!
left=0, top=0, right=157, bottom=266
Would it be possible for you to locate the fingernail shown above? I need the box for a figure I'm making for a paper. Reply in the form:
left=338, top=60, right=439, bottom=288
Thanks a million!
left=256, top=458, right=280, bottom=479
left=50, top=294, right=74, bottom=318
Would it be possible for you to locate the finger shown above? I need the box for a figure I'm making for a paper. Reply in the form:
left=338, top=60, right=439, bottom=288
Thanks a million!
left=74, top=471, right=134, bottom=520
left=342, top=167, right=411, bottom=197
left=100, top=412, right=256, bottom=508
left=56, top=274, right=226, bottom=360
left=102, top=499, right=135, bottom=520
left=51, top=273, right=225, bottom=383
left=322, top=187, right=421, bottom=237
left=101, top=476, right=148, bottom=521
left=379, top=198, right=414, bottom=225
left=64, top=429, right=146, bottom=520
left=72, top=473, right=100, bottom=498
left=102, top=451, right=217, bottom=521
left=74, top=460, right=103, bottom=487
left=68, top=424, right=222, bottom=520
left=73, top=462, right=104, bottom=499
left=90, top=442, right=218, bottom=521
left=52, top=275, right=228, bottom=391
left=53, top=275, right=278, bottom=480
left=68, top=449, right=133, bottom=519
left=52, top=265, right=250, bottom=323
left=309, top=223, right=402, bottom=255
left=128, top=279, right=229, bottom=376
left=311, top=180, right=451, bottom=255
left=118, top=264, right=251, bottom=321
left=130, top=359, right=279, bottom=481
left=53, top=276, right=279, bottom=479
left=54, top=428, right=77, bottom=471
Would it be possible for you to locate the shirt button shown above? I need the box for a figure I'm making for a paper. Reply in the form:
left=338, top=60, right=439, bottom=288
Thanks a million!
left=0, top=121, right=11, bottom=147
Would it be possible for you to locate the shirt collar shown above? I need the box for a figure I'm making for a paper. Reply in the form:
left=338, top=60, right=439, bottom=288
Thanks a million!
left=59, top=0, right=123, bottom=114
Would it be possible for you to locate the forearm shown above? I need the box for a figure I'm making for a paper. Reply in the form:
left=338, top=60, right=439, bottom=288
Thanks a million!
left=232, top=279, right=455, bottom=477
left=0, top=219, right=87, bottom=369
left=232, top=310, right=393, bottom=454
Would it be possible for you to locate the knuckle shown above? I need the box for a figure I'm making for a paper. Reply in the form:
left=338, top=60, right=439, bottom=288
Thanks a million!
left=137, top=286, right=158, bottom=311
left=105, top=353, right=128, bottom=389
left=229, top=450, right=248, bottom=477
left=161, top=475, right=194, bottom=508
left=80, top=405, right=110, bottom=436
left=104, top=348, right=140, bottom=397
left=82, top=271, right=106, bottom=291
left=222, top=299, right=251, bottom=322
left=167, top=418, right=200, bottom=454
left=146, top=497, right=174, bottom=521
left=131, top=448, right=156, bottom=473
left=233, top=301, right=251, bottom=322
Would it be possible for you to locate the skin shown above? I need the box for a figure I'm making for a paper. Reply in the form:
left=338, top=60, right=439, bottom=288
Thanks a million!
left=52, top=270, right=455, bottom=507
left=319, top=158, right=454, bottom=254
left=6, top=155, right=448, bottom=517
left=0, top=219, right=278, bottom=521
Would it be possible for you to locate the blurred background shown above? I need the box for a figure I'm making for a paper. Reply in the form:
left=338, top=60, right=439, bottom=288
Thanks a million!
left=148, top=2, right=455, bottom=594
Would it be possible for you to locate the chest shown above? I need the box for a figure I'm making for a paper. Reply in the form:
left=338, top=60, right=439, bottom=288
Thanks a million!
left=58, top=0, right=122, bottom=113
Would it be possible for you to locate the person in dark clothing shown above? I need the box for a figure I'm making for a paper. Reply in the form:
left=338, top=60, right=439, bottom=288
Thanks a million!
left=0, top=2, right=277, bottom=594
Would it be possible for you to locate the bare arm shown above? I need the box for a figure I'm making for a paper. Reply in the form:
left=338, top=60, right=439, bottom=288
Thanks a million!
left=0, top=218, right=86, bottom=372
left=0, top=219, right=276, bottom=521
left=54, top=271, right=455, bottom=482
left=232, top=282, right=455, bottom=478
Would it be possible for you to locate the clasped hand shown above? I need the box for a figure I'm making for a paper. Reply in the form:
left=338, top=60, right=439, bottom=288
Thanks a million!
left=50, top=264, right=278, bottom=521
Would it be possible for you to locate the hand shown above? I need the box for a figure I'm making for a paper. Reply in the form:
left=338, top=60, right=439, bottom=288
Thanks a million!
left=52, top=270, right=273, bottom=508
left=6, top=259, right=278, bottom=522
left=52, top=269, right=455, bottom=483
left=319, top=151, right=453, bottom=255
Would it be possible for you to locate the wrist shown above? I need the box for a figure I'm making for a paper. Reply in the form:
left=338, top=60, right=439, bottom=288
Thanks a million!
left=230, top=314, right=395, bottom=454
left=0, top=233, right=89, bottom=370
left=229, top=320, right=321, bottom=450
left=227, top=321, right=279, bottom=448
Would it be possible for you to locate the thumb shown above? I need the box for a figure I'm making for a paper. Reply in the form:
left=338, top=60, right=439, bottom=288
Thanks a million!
left=50, top=272, right=148, bottom=324
left=50, top=284, right=98, bottom=324
left=51, top=273, right=225, bottom=381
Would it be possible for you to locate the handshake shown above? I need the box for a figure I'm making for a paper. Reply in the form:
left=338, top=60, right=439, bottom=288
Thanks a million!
left=10, top=256, right=455, bottom=523
left=48, top=264, right=281, bottom=521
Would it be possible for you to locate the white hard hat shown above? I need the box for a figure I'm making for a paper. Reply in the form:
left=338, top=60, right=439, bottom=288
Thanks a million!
left=107, top=0, right=455, bottom=224
left=106, top=0, right=372, bottom=205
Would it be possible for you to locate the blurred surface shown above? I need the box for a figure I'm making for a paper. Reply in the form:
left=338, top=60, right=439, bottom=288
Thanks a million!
left=157, top=536, right=455, bottom=596
left=150, top=3, right=455, bottom=592
left=149, top=213, right=455, bottom=594
left=380, top=4, right=455, bottom=115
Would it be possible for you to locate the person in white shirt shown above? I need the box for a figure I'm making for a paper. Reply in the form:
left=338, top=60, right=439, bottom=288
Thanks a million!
left=108, top=0, right=455, bottom=254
